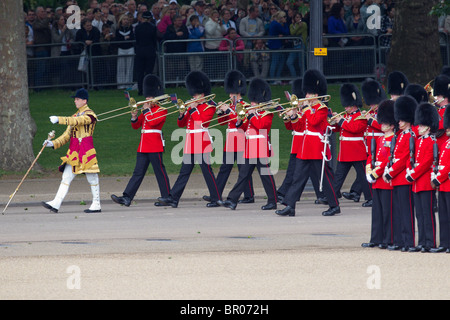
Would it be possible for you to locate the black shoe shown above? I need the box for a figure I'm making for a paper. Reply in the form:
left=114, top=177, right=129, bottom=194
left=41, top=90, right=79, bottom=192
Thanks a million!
left=421, top=247, right=432, bottom=253
left=111, top=194, right=131, bottom=207
left=206, top=201, right=220, bottom=207
left=218, top=200, right=237, bottom=210
left=378, top=244, right=388, bottom=249
left=202, top=195, right=211, bottom=202
left=430, top=246, right=447, bottom=253
left=238, top=197, right=255, bottom=204
left=275, top=206, right=295, bottom=216
left=408, top=246, right=421, bottom=252
left=277, top=195, right=284, bottom=203
left=41, top=201, right=58, bottom=213
left=387, top=244, right=400, bottom=251
left=154, top=201, right=170, bottom=207
left=342, top=192, right=360, bottom=202
left=261, top=202, right=277, bottom=210
left=315, top=197, right=328, bottom=205
left=84, top=209, right=102, bottom=213
left=322, top=206, right=341, bottom=216
left=157, top=196, right=178, bottom=208
left=446, top=248, right=450, bottom=253
left=361, top=242, right=376, bottom=248
left=362, top=199, right=373, bottom=207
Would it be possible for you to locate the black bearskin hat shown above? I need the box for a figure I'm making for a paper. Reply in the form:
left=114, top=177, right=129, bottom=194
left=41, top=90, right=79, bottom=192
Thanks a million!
left=415, top=102, right=440, bottom=133
left=143, top=74, right=164, bottom=98
left=291, top=78, right=305, bottom=99
left=433, top=74, right=450, bottom=98
left=394, top=95, right=417, bottom=124
left=444, top=105, right=450, bottom=129
left=377, top=99, right=397, bottom=127
left=404, top=84, right=428, bottom=104
left=302, top=69, right=327, bottom=96
left=340, top=83, right=362, bottom=108
left=185, top=71, right=211, bottom=96
left=388, top=71, right=409, bottom=96
left=361, top=78, right=386, bottom=105
left=441, top=66, right=450, bottom=78
left=248, top=78, right=271, bottom=103
left=224, top=70, right=247, bottom=96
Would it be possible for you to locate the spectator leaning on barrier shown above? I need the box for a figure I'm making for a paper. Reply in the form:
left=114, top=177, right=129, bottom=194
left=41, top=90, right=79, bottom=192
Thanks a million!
left=204, top=9, right=227, bottom=51
left=268, top=10, right=290, bottom=84
left=380, top=5, right=394, bottom=47
left=239, top=5, right=265, bottom=49
left=186, top=14, right=205, bottom=71
left=327, top=2, right=348, bottom=47
left=345, top=4, right=366, bottom=46
left=116, top=13, right=135, bottom=90
left=219, top=27, right=244, bottom=67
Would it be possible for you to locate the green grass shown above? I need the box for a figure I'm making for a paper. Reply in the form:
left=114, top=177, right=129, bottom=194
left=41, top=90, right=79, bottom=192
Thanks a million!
left=17, top=84, right=344, bottom=177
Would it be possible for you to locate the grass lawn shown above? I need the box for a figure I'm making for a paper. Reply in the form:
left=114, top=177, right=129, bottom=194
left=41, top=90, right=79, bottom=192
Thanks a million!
left=4, top=84, right=344, bottom=178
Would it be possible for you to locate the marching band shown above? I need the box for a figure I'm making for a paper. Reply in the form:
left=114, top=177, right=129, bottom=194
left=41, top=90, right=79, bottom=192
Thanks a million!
left=21, top=67, right=450, bottom=253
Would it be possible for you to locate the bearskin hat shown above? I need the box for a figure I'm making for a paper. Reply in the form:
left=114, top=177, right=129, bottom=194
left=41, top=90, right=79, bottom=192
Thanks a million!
left=377, top=99, right=397, bottom=127
left=433, top=74, right=450, bottom=98
left=415, top=102, right=440, bottom=133
left=404, top=84, right=428, bottom=104
left=291, top=78, right=305, bottom=99
left=248, top=78, right=271, bottom=103
left=441, top=66, right=450, bottom=78
left=143, top=74, right=164, bottom=98
left=394, top=95, right=417, bottom=124
left=361, top=78, right=386, bottom=105
left=302, top=69, right=327, bottom=96
left=388, top=71, right=409, bottom=96
left=185, top=71, right=211, bottom=96
left=340, top=83, right=362, bottom=108
left=224, top=70, right=247, bottom=96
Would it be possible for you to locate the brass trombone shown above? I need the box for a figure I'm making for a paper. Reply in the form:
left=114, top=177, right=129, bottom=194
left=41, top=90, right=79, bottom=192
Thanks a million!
left=148, top=93, right=217, bottom=122
left=97, top=94, right=172, bottom=122
left=328, top=111, right=346, bottom=125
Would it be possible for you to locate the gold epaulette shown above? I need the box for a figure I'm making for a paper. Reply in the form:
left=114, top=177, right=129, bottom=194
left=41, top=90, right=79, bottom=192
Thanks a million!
left=355, top=115, right=368, bottom=121
left=316, top=102, right=328, bottom=111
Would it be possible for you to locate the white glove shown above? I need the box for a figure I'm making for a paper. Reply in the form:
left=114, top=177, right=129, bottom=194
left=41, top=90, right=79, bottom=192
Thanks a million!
left=430, top=172, right=437, bottom=181
left=49, top=116, right=59, bottom=124
left=43, top=140, right=54, bottom=148
left=366, top=174, right=376, bottom=184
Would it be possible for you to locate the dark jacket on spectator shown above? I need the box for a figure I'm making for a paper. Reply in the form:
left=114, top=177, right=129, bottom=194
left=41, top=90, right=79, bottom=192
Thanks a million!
left=33, top=17, right=51, bottom=53
left=75, top=27, right=101, bottom=56
left=163, top=24, right=189, bottom=52
left=134, top=21, right=157, bottom=56
left=115, top=26, right=135, bottom=50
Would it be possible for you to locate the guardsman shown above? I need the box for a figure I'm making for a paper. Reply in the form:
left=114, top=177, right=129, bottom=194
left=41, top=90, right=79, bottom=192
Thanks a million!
left=332, top=83, right=372, bottom=207
left=42, top=88, right=101, bottom=213
left=387, top=70, right=409, bottom=101
left=111, top=74, right=171, bottom=207
left=277, top=79, right=326, bottom=205
left=405, top=103, right=439, bottom=252
left=345, top=78, right=386, bottom=205
left=276, top=69, right=340, bottom=217
left=204, top=70, right=255, bottom=203
left=432, top=74, right=450, bottom=150
left=362, top=99, right=396, bottom=249
left=383, top=95, right=417, bottom=251
left=430, top=106, right=450, bottom=253
left=158, top=71, right=221, bottom=208
left=218, top=78, right=278, bottom=211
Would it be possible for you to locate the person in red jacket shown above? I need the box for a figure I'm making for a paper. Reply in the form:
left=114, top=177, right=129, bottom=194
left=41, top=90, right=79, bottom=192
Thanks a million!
left=432, top=74, right=450, bottom=150
left=405, top=103, right=439, bottom=252
left=276, top=69, right=340, bottom=217
left=203, top=70, right=255, bottom=203
left=111, top=75, right=171, bottom=207
left=332, top=83, right=372, bottom=207
left=158, top=71, right=221, bottom=208
left=218, top=78, right=278, bottom=210
left=344, top=78, right=386, bottom=205
left=362, top=99, right=396, bottom=249
left=383, top=95, right=417, bottom=251
left=431, top=106, right=450, bottom=253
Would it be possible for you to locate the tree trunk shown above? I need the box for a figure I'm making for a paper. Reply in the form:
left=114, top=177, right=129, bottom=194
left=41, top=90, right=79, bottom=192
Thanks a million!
left=0, top=0, right=37, bottom=172
left=387, top=0, right=441, bottom=86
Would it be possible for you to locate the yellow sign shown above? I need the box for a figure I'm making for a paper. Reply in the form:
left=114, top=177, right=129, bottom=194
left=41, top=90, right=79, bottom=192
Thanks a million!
left=314, top=48, right=328, bottom=56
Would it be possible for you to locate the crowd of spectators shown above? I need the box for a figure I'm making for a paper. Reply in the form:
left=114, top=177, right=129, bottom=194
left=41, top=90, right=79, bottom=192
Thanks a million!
left=24, top=0, right=398, bottom=89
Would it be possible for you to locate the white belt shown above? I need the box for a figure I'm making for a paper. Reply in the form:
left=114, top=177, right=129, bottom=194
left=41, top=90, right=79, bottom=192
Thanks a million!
left=365, top=132, right=384, bottom=137
left=292, top=131, right=304, bottom=136
left=304, top=130, right=324, bottom=140
left=141, top=129, right=162, bottom=134
left=186, top=128, right=209, bottom=134
left=227, top=128, right=238, bottom=133
left=340, top=136, right=364, bottom=141
left=246, top=134, right=265, bottom=140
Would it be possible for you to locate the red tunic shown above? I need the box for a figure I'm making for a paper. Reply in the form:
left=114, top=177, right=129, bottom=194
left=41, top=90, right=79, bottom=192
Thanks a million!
left=334, top=110, right=368, bottom=162
left=435, top=138, right=450, bottom=192
left=177, top=102, right=216, bottom=154
left=365, top=110, right=384, bottom=155
left=388, top=129, right=414, bottom=187
left=436, top=106, right=447, bottom=150
left=218, top=100, right=246, bottom=152
left=284, top=113, right=304, bottom=154
left=239, top=110, right=273, bottom=159
left=366, top=134, right=394, bottom=190
left=407, top=135, right=435, bottom=193
left=131, top=104, right=166, bottom=153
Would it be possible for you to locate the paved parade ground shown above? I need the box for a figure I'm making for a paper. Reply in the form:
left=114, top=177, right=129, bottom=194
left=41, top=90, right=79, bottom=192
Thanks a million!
left=0, top=171, right=448, bottom=301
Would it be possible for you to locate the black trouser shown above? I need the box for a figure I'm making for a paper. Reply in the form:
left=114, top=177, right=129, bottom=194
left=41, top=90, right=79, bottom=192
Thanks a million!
left=170, top=153, right=221, bottom=202
left=438, top=191, right=450, bottom=248
left=134, top=52, right=156, bottom=95
left=283, top=158, right=339, bottom=209
left=227, top=158, right=277, bottom=204
left=392, top=185, right=415, bottom=248
left=370, top=188, right=393, bottom=245
left=414, top=190, right=437, bottom=248
left=334, top=160, right=372, bottom=201
left=277, top=153, right=324, bottom=200
left=123, top=152, right=171, bottom=200
left=216, top=151, right=254, bottom=199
